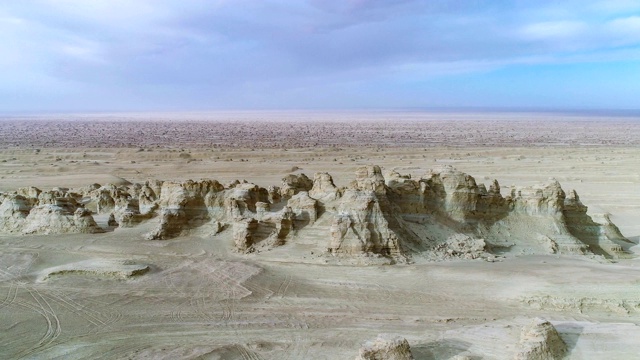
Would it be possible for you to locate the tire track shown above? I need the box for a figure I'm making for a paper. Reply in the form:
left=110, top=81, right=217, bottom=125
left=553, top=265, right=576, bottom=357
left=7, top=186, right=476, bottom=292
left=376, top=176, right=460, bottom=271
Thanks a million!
left=235, top=344, right=264, bottom=360
left=164, top=267, right=191, bottom=322
left=163, top=261, right=225, bottom=323
left=281, top=276, right=292, bottom=298
left=170, top=299, right=190, bottom=323
left=14, top=287, right=62, bottom=359
left=43, top=290, right=109, bottom=328
left=0, top=283, right=18, bottom=311
left=94, top=343, right=145, bottom=359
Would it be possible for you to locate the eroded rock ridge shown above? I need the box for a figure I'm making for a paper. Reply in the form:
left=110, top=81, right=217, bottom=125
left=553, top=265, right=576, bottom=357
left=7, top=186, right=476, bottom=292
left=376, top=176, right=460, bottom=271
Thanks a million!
left=0, top=165, right=629, bottom=261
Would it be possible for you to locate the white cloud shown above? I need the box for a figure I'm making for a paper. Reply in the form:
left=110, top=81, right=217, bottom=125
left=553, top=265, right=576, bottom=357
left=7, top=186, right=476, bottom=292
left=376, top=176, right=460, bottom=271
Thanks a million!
left=519, top=21, right=587, bottom=40
left=606, top=16, right=640, bottom=45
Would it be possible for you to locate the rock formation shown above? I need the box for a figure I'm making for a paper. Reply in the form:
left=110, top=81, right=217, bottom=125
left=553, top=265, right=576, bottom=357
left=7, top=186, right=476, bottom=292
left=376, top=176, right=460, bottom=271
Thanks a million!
left=328, top=189, right=404, bottom=257
left=21, top=205, right=101, bottom=235
left=0, top=194, right=31, bottom=232
left=356, top=334, right=414, bottom=360
left=144, top=179, right=225, bottom=239
left=287, top=191, right=318, bottom=225
left=0, top=189, right=101, bottom=235
left=0, top=164, right=629, bottom=262
left=514, top=318, right=567, bottom=360
left=563, top=190, right=629, bottom=257
left=309, top=172, right=340, bottom=202
left=280, top=173, right=313, bottom=198
left=233, top=218, right=258, bottom=252
left=484, top=180, right=590, bottom=255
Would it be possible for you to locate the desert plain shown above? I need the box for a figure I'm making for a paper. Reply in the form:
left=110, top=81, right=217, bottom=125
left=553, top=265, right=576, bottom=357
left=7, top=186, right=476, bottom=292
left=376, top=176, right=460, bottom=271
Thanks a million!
left=1, top=111, right=640, bottom=359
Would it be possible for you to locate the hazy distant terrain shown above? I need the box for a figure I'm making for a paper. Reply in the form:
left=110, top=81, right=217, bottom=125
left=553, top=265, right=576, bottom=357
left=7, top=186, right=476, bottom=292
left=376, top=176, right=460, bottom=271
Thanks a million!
left=3, top=112, right=640, bottom=148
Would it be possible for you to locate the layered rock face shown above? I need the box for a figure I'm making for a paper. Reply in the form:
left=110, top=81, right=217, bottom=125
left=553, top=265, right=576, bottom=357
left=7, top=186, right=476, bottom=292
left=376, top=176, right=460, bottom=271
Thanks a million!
left=515, top=318, right=567, bottom=360
left=327, top=166, right=417, bottom=259
left=356, top=334, right=414, bottom=360
left=389, top=165, right=628, bottom=258
left=143, top=179, right=296, bottom=251
left=0, top=191, right=101, bottom=234
left=328, top=190, right=403, bottom=256
left=563, top=190, right=630, bottom=257
left=494, top=181, right=590, bottom=255
left=423, top=166, right=484, bottom=223
left=0, top=164, right=629, bottom=261
left=144, top=180, right=224, bottom=240
left=309, top=172, right=340, bottom=202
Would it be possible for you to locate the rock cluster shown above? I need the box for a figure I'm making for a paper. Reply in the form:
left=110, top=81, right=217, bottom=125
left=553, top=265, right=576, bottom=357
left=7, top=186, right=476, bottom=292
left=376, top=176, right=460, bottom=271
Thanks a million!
left=356, top=334, right=414, bottom=360
left=0, top=165, right=629, bottom=261
left=0, top=191, right=101, bottom=234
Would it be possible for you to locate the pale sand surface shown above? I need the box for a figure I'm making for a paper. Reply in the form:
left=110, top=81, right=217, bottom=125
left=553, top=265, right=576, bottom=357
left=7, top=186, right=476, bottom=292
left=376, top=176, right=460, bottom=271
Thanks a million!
left=1, top=113, right=640, bottom=359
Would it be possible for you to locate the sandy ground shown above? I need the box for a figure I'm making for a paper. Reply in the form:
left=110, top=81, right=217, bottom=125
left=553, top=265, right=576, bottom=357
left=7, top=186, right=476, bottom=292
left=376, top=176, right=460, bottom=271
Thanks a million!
left=1, top=113, right=640, bottom=359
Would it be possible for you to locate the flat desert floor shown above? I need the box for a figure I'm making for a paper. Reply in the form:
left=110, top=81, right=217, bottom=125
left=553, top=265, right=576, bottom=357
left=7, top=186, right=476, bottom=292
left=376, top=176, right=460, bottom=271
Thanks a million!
left=1, top=112, right=640, bottom=359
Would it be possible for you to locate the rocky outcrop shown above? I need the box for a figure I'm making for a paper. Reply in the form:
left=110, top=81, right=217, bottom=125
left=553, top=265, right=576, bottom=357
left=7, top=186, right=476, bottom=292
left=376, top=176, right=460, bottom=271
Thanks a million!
left=0, top=194, right=31, bottom=232
left=352, top=165, right=387, bottom=195
left=138, top=182, right=159, bottom=215
left=144, top=179, right=287, bottom=245
left=16, top=186, right=41, bottom=201
left=515, top=318, right=567, bottom=360
left=386, top=171, right=429, bottom=215
left=0, top=164, right=629, bottom=262
left=287, top=191, right=318, bottom=225
left=477, top=179, right=508, bottom=220
left=388, top=166, right=507, bottom=224
left=1, top=191, right=101, bottom=235
left=22, top=205, right=101, bottom=235
left=217, top=183, right=268, bottom=220
left=329, top=190, right=404, bottom=257
left=280, top=173, right=313, bottom=198
left=422, top=165, right=483, bottom=223
left=143, top=180, right=226, bottom=239
left=563, top=190, right=629, bottom=257
left=233, top=218, right=258, bottom=252
left=85, top=184, right=126, bottom=214
left=309, top=172, right=340, bottom=202
left=232, top=206, right=295, bottom=253
left=81, top=182, right=155, bottom=228
left=145, top=209, right=187, bottom=240
left=112, top=197, right=151, bottom=228
left=486, top=181, right=591, bottom=255
left=509, top=180, right=566, bottom=216
left=356, top=334, right=414, bottom=360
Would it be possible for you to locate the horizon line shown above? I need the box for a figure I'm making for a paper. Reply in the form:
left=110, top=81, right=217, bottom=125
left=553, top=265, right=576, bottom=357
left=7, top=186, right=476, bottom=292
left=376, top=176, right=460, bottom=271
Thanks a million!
left=3, top=106, right=640, bottom=117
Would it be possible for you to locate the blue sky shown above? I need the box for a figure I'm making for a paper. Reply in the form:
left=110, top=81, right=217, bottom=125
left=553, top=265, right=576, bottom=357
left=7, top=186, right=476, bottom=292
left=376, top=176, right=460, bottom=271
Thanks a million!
left=1, top=0, right=640, bottom=112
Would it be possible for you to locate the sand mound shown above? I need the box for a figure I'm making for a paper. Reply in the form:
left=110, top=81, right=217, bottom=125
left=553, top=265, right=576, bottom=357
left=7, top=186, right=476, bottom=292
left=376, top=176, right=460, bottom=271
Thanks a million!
left=38, top=259, right=150, bottom=281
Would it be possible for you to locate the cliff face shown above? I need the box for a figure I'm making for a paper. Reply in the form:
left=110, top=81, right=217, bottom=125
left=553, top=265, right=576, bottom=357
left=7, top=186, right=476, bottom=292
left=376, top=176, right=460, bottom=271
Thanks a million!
left=0, top=165, right=629, bottom=261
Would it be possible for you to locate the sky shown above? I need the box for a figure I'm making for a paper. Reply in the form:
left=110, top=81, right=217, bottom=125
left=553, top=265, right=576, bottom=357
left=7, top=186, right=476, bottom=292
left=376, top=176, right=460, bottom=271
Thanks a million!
left=1, top=0, right=640, bottom=113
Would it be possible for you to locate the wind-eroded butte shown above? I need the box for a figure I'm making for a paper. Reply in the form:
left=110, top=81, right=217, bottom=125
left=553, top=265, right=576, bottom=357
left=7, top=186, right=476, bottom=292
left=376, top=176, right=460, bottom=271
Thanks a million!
left=0, top=165, right=631, bottom=264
